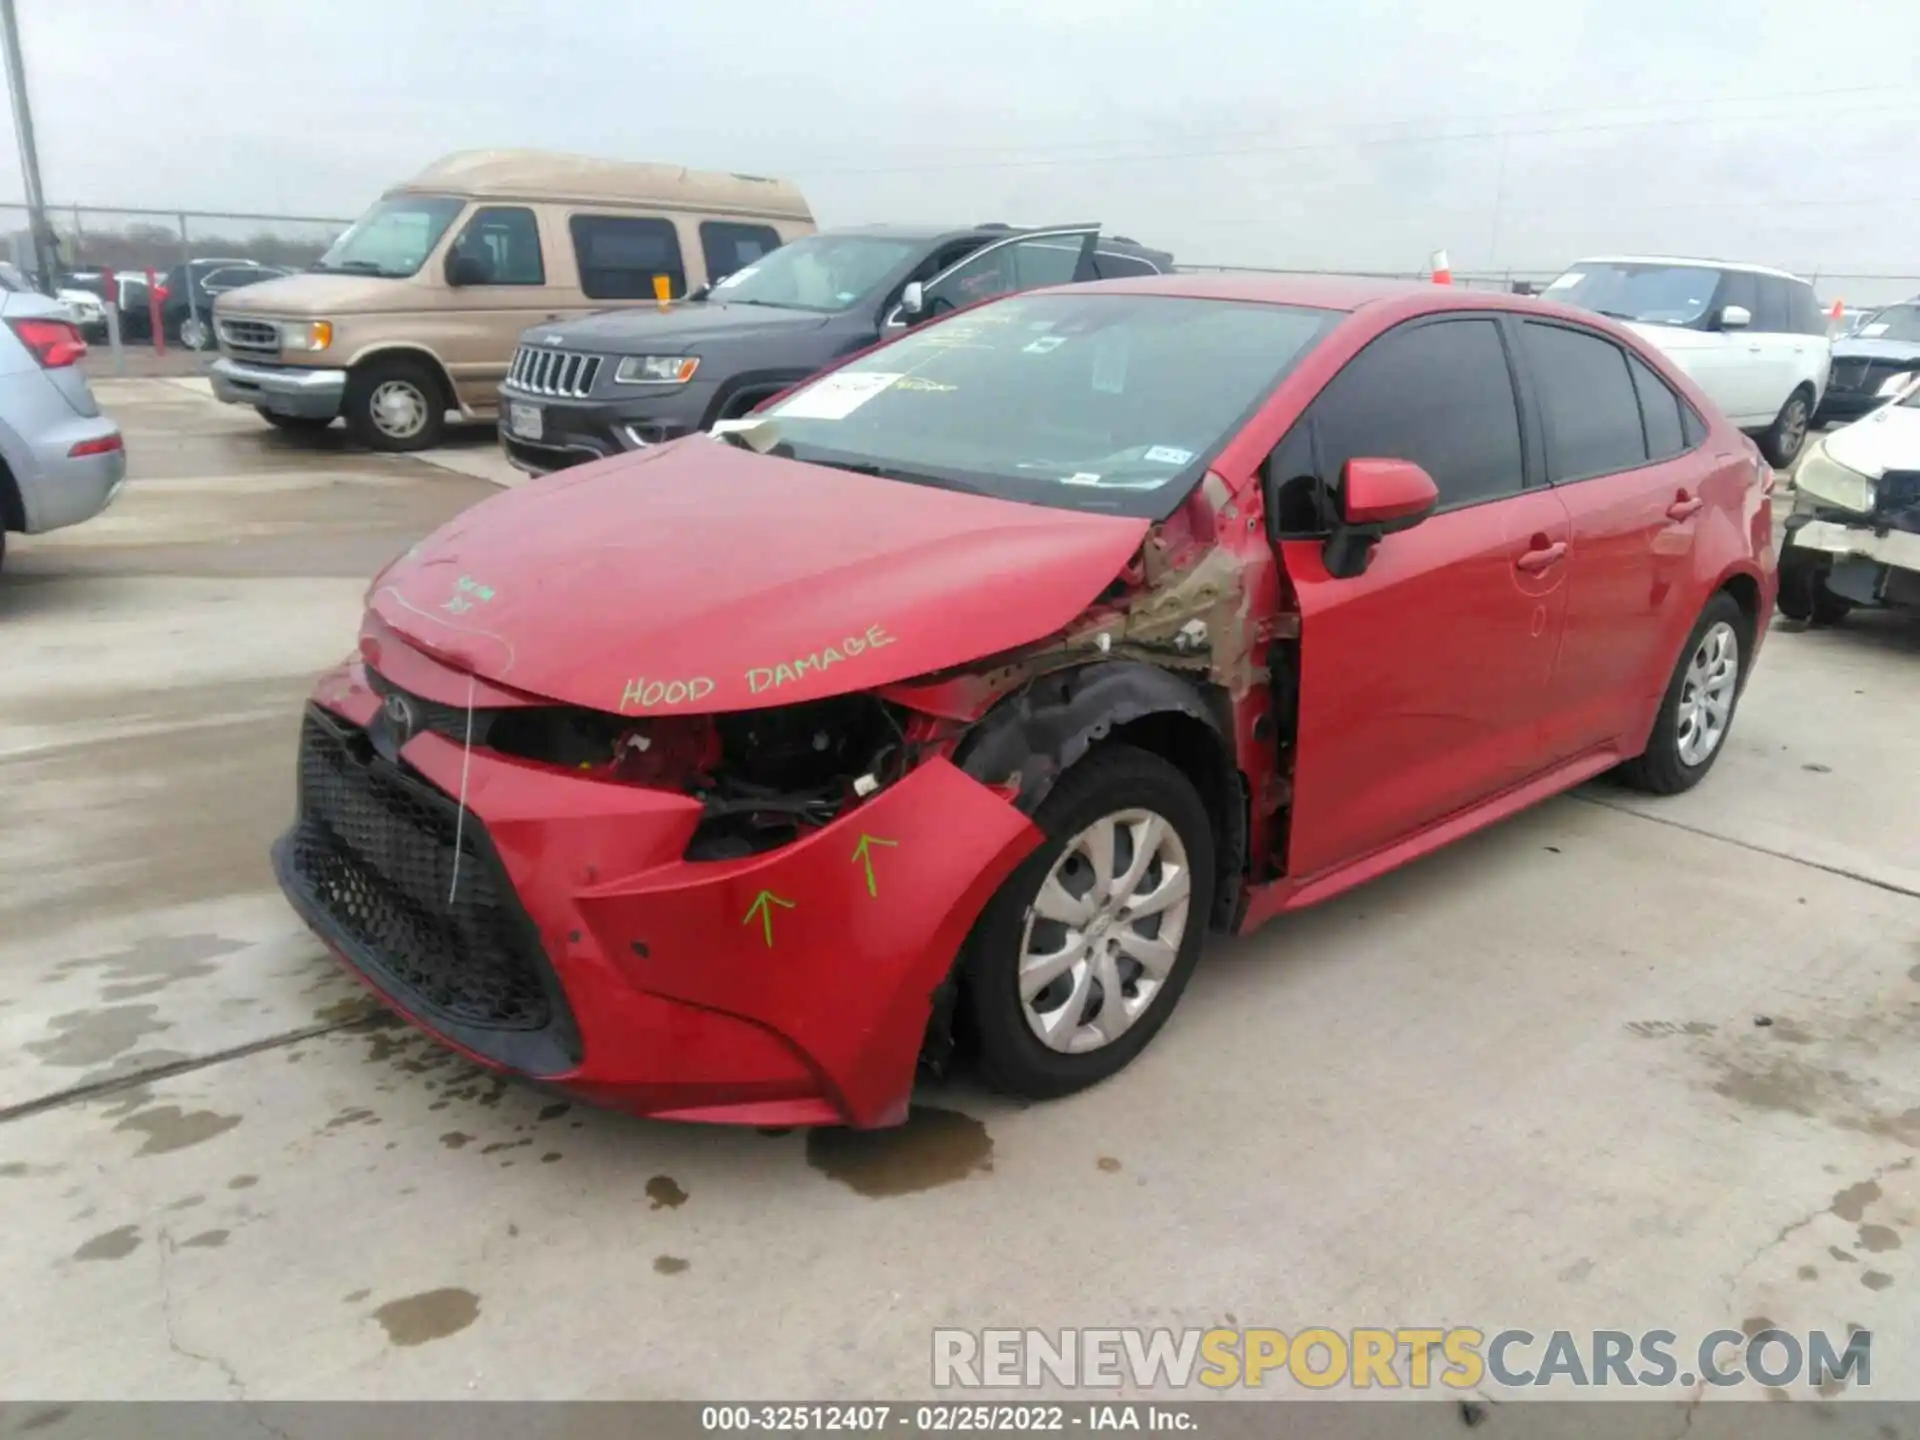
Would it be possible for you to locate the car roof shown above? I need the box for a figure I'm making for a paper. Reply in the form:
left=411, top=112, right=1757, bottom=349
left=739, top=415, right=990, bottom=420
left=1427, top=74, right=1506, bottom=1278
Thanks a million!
left=1567, top=254, right=1811, bottom=283
left=1061, top=272, right=1452, bottom=310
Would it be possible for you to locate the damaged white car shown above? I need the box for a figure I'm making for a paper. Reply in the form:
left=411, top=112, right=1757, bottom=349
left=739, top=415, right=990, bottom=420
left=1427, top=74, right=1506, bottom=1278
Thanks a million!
left=1779, top=372, right=1920, bottom=624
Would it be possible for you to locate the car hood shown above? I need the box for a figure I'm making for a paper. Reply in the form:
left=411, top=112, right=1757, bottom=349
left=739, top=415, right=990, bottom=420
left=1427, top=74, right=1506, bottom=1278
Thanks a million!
left=1832, top=337, right=1920, bottom=362
left=1623, top=321, right=1719, bottom=353
left=210, top=272, right=422, bottom=317
left=1824, top=399, right=1920, bottom=477
left=540, top=301, right=831, bottom=353
left=365, top=441, right=1150, bottom=714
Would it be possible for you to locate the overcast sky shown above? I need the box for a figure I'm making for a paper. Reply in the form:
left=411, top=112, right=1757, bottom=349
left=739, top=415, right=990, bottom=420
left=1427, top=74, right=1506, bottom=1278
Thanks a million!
left=5, top=0, right=1918, bottom=291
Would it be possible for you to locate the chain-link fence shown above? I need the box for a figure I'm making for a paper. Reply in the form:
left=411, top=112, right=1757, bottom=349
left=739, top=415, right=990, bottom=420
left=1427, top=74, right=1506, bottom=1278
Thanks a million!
left=1, top=202, right=351, bottom=368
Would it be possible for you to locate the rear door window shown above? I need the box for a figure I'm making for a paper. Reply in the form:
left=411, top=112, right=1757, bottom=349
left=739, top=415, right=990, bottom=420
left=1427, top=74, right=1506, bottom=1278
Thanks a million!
left=1521, top=321, right=1648, bottom=480
left=699, top=222, right=782, bottom=285
left=1309, top=317, right=1526, bottom=509
left=1091, top=250, right=1162, bottom=279
left=569, top=215, right=686, bottom=299
left=1788, top=281, right=1825, bottom=336
left=1716, top=270, right=1759, bottom=327
left=922, top=233, right=1095, bottom=313
left=1753, top=276, right=1792, bottom=334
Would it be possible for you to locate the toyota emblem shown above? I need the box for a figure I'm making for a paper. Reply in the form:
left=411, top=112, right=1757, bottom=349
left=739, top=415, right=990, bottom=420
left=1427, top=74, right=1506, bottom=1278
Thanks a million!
left=382, top=692, right=416, bottom=743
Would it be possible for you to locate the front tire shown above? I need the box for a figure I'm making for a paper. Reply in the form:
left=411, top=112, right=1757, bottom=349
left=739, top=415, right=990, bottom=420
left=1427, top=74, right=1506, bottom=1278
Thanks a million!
left=1760, top=386, right=1814, bottom=468
left=959, top=745, right=1215, bottom=1101
left=1617, top=594, right=1748, bottom=795
left=344, top=357, right=447, bottom=452
left=1777, top=547, right=1853, bottom=626
left=178, top=316, right=210, bottom=351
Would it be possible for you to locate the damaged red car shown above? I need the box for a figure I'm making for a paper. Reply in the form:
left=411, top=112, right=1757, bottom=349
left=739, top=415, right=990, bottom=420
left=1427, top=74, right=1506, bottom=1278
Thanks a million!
left=274, top=276, right=1777, bottom=1129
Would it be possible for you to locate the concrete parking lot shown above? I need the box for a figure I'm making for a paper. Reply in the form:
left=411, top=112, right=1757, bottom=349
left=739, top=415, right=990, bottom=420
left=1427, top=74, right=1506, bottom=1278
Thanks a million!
left=2, top=380, right=1917, bottom=1410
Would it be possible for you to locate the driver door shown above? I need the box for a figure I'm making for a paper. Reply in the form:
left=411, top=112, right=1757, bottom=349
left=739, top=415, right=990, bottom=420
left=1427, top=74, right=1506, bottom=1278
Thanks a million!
left=883, top=226, right=1099, bottom=332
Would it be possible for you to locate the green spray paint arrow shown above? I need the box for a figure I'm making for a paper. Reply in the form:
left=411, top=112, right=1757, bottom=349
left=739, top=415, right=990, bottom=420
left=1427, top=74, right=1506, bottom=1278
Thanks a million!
left=851, top=833, right=899, bottom=898
left=742, top=889, right=795, bottom=948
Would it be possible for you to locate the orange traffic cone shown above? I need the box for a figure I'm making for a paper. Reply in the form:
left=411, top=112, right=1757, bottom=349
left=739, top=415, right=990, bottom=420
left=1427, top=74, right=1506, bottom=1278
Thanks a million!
left=1430, top=249, right=1453, bottom=285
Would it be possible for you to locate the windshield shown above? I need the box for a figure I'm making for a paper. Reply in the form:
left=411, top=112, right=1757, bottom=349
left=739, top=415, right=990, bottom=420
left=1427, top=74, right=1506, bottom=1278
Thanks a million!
left=313, top=195, right=467, bottom=279
left=1855, top=304, right=1920, bottom=343
left=759, top=292, right=1335, bottom=518
left=1543, top=262, right=1721, bottom=326
left=707, top=234, right=919, bottom=313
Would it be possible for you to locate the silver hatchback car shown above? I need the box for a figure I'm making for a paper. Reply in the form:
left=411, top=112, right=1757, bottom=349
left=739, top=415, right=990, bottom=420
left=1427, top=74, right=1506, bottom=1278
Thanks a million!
left=0, top=278, right=126, bottom=571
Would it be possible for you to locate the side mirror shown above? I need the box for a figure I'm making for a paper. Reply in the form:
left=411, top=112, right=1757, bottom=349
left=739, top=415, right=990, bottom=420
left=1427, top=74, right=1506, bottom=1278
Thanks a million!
left=445, top=253, right=488, bottom=288
left=1716, top=304, right=1751, bottom=331
left=898, top=281, right=926, bottom=320
left=1323, top=458, right=1439, bottom=578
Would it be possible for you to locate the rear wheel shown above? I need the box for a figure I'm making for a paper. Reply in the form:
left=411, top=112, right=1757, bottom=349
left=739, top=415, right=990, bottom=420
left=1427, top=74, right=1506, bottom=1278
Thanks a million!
left=256, top=409, right=334, bottom=435
left=344, top=356, right=447, bottom=452
left=959, top=746, right=1214, bottom=1100
left=1617, top=594, right=1747, bottom=795
left=1759, top=386, right=1813, bottom=468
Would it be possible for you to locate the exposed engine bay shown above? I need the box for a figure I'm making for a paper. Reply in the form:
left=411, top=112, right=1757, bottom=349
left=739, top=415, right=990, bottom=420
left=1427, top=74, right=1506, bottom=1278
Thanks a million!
left=370, top=670, right=923, bottom=861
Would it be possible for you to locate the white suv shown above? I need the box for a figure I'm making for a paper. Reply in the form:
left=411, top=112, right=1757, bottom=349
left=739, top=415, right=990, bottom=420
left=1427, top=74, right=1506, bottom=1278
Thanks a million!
left=1542, top=256, right=1830, bottom=466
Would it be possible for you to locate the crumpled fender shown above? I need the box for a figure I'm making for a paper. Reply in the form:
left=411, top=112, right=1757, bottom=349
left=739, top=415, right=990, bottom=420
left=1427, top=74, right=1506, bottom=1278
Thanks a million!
left=570, top=758, right=1042, bottom=1128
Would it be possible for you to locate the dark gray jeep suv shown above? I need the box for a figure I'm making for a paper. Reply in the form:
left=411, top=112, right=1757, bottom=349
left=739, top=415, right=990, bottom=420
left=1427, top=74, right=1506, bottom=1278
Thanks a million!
left=496, top=222, right=1171, bottom=475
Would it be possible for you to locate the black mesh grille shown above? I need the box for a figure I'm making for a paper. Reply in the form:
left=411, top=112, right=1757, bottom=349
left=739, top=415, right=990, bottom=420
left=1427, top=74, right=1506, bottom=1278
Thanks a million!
left=286, top=709, right=555, bottom=1033
left=1830, top=357, right=1916, bottom=395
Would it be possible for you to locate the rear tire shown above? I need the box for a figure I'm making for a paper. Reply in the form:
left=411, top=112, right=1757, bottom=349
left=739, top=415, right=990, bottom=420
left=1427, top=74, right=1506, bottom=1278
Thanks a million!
left=1759, top=386, right=1814, bottom=468
left=256, top=409, right=334, bottom=435
left=1617, top=593, right=1748, bottom=795
left=959, top=745, right=1215, bottom=1101
left=344, top=356, right=447, bottom=453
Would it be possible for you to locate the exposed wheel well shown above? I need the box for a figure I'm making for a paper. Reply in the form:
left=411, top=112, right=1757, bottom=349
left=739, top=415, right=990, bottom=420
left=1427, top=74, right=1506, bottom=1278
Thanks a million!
left=1719, top=572, right=1761, bottom=644
left=1099, top=712, right=1248, bottom=934
left=350, top=349, right=455, bottom=407
left=0, top=454, right=24, bottom=533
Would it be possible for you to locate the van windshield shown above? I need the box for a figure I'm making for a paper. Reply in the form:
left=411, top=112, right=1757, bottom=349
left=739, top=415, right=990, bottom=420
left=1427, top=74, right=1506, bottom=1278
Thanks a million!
left=313, top=196, right=467, bottom=279
left=707, top=234, right=919, bottom=313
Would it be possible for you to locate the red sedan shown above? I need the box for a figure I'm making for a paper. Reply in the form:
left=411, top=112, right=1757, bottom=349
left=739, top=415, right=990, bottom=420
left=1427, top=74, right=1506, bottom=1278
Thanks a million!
left=274, top=276, right=1776, bottom=1129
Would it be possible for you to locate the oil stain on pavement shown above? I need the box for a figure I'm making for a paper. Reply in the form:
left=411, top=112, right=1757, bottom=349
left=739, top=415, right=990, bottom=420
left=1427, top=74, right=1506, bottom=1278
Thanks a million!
left=112, top=1104, right=243, bottom=1156
left=645, top=1175, right=687, bottom=1209
left=71, top=1225, right=142, bottom=1261
left=805, top=1106, right=993, bottom=1197
left=372, top=1288, right=481, bottom=1347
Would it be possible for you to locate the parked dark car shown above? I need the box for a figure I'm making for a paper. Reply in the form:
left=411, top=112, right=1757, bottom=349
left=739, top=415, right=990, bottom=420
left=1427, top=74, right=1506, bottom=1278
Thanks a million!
left=496, top=222, right=1173, bottom=475
left=1815, top=299, right=1920, bottom=426
left=102, top=259, right=292, bottom=346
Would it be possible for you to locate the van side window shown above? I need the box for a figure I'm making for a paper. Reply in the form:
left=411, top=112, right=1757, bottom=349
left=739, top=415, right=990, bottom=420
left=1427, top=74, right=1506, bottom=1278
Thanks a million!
left=700, top=222, right=782, bottom=284
left=570, top=215, right=687, bottom=300
left=451, top=207, right=544, bottom=286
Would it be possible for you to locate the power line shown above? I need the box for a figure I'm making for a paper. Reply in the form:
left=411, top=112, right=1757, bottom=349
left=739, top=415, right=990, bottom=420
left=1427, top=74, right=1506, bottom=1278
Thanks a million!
left=802, top=95, right=1920, bottom=177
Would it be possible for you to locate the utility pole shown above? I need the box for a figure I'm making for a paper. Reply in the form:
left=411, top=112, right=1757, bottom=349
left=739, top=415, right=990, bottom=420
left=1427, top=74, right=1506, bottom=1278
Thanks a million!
left=0, top=0, right=57, bottom=293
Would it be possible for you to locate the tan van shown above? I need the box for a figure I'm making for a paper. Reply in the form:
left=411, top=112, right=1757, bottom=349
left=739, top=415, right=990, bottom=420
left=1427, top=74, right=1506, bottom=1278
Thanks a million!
left=208, top=150, right=815, bottom=451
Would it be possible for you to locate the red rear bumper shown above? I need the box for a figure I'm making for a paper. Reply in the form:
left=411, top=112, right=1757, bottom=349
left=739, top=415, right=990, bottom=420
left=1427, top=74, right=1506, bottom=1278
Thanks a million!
left=278, top=661, right=1041, bottom=1129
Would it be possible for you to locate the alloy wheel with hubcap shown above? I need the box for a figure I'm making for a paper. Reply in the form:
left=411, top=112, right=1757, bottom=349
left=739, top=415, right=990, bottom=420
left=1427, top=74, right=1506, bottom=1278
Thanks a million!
left=961, top=744, right=1215, bottom=1100
left=344, top=357, right=447, bottom=452
left=1762, top=391, right=1811, bottom=467
left=1674, top=620, right=1739, bottom=766
left=1019, top=808, right=1192, bottom=1055
left=370, top=380, right=431, bottom=442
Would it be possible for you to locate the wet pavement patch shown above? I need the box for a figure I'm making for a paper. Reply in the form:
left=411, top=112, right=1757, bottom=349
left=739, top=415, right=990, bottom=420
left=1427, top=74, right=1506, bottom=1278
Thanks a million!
left=53, top=933, right=245, bottom=1002
left=227, top=1175, right=257, bottom=1190
left=1096, top=1156, right=1123, bottom=1173
left=1832, top=1180, right=1881, bottom=1223
left=645, top=1176, right=688, bottom=1210
left=112, top=1105, right=243, bottom=1157
left=1862, top=1271, right=1894, bottom=1291
left=182, top=1229, right=229, bottom=1249
left=805, top=1106, right=994, bottom=1198
left=653, top=1255, right=690, bottom=1275
left=372, top=1287, right=480, bottom=1347
left=27, top=1005, right=172, bottom=1068
left=1858, top=1223, right=1901, bottom=1253
left=72, top=1225, right=141, bottom=1261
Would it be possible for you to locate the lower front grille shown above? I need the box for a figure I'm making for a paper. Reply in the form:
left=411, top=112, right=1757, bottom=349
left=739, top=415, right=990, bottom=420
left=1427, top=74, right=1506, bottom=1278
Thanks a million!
left=1830, top=358, right=1916, bottom=395
left=217, top=317, right=280, bottom=355
left=278, top=708, right=578, bottom=1068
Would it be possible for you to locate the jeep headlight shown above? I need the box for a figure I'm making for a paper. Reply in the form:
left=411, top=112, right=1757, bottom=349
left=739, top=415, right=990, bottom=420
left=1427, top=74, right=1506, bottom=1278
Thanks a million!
left=615, top=355, right=700, bottom=385
left=1794, top=438, right=1875, bottom=514
left=281, top=320, right=333, bottom=352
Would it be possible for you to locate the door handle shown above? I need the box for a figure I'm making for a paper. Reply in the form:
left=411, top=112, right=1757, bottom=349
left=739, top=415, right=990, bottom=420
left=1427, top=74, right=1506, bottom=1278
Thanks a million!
left=1666, top=496, right=1704, bottom=521
left=1514, top=541, right=1568, bottom=573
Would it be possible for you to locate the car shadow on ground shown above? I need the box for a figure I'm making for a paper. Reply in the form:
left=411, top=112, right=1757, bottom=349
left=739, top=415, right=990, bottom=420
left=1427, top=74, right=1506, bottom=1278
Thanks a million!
left=1770, top=607, right=1920, bottom=659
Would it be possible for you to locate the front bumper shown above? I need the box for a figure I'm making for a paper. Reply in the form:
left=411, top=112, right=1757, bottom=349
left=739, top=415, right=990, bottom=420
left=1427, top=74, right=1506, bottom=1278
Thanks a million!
left=273, top=659, right=1042, bottom=1129
left=210, top=357, right=346, bottom=420
left=496, top=382, right=715, bottom=475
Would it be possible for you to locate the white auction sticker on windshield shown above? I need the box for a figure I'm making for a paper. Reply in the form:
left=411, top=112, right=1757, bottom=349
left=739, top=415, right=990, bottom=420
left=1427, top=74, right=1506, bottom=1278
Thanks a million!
left=1143, top=445, right=1194, bottom=465
left=1861, top=322, right=1890, bottom=337
left=1023, top=335, right=1068, bottom=355
left=715, top=266, right=758, bottom=289
left=1061, top=472, right=1103, bottom=485
left=775, top=372, right=903, bottom=420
